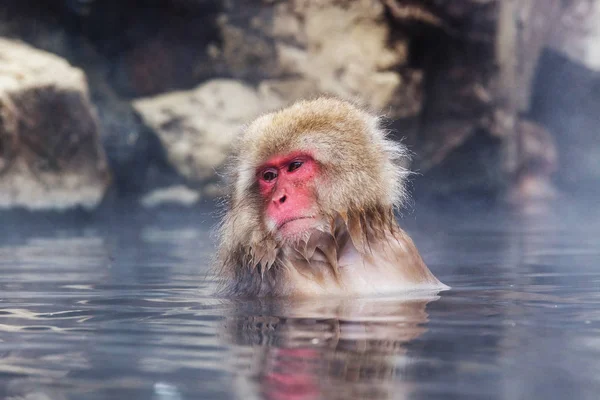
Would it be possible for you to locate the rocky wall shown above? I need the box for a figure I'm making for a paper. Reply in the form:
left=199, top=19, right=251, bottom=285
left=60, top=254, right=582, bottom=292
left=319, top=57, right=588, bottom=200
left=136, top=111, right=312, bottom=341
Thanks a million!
left=0, top=0, right=597, bottom=211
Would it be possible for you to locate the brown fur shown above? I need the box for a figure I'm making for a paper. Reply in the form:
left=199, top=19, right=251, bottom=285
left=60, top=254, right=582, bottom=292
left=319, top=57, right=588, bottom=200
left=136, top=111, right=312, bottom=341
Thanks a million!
left=216, top=97, right=445, bottom=297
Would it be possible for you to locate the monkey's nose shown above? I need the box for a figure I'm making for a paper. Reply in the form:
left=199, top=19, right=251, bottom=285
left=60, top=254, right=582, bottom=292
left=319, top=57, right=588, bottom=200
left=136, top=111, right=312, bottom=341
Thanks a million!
left=272, top=191, right=287, bottom=205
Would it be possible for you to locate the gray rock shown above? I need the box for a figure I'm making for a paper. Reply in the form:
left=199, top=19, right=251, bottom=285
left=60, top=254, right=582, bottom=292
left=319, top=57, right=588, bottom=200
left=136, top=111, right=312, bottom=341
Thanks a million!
left=140, top=185, right=201, bottom=208
left=88, top=74, right=176, bottom=195
left=0, top=4, right=179, bottom=198
left=549, top=0, right=600, bottom=72
left=0, top=38, right=110, bottom=210
left=216, top=0, right=420, bottom=118
left=133, top=79, right=284, bottom=190
left=530, top=50, right=600, bottom=199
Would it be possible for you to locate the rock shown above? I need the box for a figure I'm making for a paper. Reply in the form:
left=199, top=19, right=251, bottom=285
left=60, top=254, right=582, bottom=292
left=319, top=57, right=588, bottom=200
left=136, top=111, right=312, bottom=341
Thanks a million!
left=0, top=38, right=110, bottom=210
left=0, top=3, right=179, bottom=197
left=548, top=0, right=600, bottom=72
left=0, top=1, right=223, bottom=98
left=516, top=120, right=558, bottom=179
left=506, top=120, right=558, bottom=206
left=530, top=50, right=600, bottom=199
left=406, top=0, right=565, bottom=202
left=133, top=79, right=284, bottom=188
left=1, top=0, right=596, bottom=207
left=413, top=131, right=504, bottom=201
left=82, top=0, right=222, bottom=97
left=89, top=74, right=178, bottom=195
left=140, top=185, right=201, bottom=208
left=217, top=0, right=421, bottom=117
left=411, top=29, right=502, bottom=200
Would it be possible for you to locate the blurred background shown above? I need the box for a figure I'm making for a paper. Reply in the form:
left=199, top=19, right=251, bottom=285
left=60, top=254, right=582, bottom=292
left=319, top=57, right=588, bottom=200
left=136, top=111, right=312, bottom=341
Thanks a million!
left=0, top=0, right=599, bottom=213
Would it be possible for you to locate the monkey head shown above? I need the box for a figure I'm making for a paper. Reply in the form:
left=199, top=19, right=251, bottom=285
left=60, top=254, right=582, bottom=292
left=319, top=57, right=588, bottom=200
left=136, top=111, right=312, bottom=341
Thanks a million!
left=233, top=98, right=408, bottom=239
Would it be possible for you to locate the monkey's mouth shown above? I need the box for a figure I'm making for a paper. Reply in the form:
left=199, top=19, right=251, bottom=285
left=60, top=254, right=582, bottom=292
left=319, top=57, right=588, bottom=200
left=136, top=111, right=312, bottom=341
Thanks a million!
left=276, top=216, right=316, bottom=231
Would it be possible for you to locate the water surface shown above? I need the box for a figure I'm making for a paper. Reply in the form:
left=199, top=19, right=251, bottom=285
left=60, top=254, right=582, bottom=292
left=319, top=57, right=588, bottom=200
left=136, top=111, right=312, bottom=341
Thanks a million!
left=0, top=205, right=599, bottom=399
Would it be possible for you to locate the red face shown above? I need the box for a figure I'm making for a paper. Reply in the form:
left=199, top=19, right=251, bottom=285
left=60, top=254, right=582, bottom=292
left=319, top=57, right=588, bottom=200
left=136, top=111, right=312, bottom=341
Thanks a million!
left=257, top=152, right=320, bottom=239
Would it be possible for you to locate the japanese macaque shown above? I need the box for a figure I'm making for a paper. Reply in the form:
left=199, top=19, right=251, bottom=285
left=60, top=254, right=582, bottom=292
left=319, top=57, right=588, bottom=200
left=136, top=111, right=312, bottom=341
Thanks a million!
left=216, top=98, right=446, bottom=297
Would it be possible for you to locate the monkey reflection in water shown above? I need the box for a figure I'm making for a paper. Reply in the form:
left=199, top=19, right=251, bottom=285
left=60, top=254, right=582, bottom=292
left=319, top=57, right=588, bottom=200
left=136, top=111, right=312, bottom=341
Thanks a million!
left=224, top=295, right=437, bottom=400
left=216, top=97, right=446, bottom=297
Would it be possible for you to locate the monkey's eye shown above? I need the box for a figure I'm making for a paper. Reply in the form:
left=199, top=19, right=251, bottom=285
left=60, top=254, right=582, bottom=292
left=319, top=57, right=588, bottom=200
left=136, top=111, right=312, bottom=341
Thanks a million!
left=261, top=169, right=278, bottom=182
left=288, top=161, right=303, bottom=172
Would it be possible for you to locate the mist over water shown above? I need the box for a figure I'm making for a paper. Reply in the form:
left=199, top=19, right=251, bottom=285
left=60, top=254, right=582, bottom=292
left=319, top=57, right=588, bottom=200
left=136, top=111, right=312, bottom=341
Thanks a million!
left=0, top=203, right=598, bottom=399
